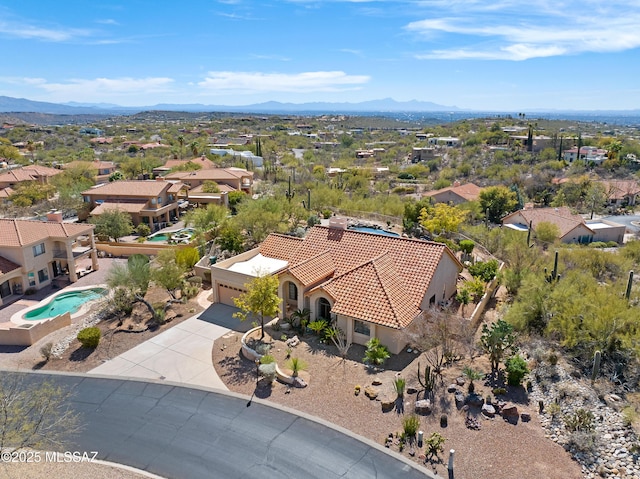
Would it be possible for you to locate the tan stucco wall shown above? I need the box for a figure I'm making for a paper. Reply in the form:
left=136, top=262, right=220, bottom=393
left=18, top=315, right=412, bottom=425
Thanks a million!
left=589, top=222, right=625, bottom=244
left=421, top=253, right=461, bottom=309
left=562, top=224, right=595, bottom=243
left=0, top=312, right=71, bottom=346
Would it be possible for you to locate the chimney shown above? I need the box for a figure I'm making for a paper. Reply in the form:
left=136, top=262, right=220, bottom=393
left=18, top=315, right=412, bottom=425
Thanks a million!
left=328, top=216, right=347, bottom=230
left=453, top=180, right=461, bottom=187
left=46, top=211, right=63, bottom=223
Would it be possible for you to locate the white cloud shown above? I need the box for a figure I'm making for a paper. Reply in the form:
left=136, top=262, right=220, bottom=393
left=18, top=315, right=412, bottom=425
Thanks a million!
left=197, top=71, right=370, bottom=93
left=406, top=0, right=640, bottom=60
left=0, top=21, right=90, bottom=42
left=4, top=77, right=176, bottom=103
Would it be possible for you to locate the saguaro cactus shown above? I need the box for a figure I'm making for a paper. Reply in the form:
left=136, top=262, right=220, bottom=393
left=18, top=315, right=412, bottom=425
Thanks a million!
left=591, top=350, right=601, bottom=383
left=417, top=362, right=436, bottom=396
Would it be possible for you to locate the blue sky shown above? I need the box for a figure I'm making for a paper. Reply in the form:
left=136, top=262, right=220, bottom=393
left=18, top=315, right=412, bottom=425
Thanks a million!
left=1, top=0, right=640, bottom=111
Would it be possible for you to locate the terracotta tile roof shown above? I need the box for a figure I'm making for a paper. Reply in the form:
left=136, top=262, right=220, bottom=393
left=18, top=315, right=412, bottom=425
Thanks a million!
left=0, top=255, right=20, bottom=275
left=424, top=182, right=482, bottom=201
left=90, top=201, right=147, bottom=215
left=163, top=157, right=216, bottom=170
left=167, top=182, right=186, bottom=193
left=502, top=207, right=591, bottom=238
left=260, top=226, right=461, bottom=328
left=0, top=187, right=15, bottom=198
left=322, top=253, right=420, bottom=329
left=286, top=250, right=335, bottom=286
left=259, top=234, right=303, bottom=261
left=165, top=167, right=253, bottom=182
left=82, top=180, right=175, bottom=197
left=598, top=180, right=640, bottom=200
left=188, top=183, right=235, bottom=194
left=0, top=219, right=94, bottom=247
left=0, top=165, right=61, bottom=183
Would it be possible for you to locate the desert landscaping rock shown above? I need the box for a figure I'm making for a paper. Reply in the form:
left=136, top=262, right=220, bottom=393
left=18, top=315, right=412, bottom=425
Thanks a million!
left=415, top=399, right=432, bottom=415
left=447, top=384, right=458, bottom=393
left=454, top=392, right=465, bottom=408
left=456, top=377, right=466, bottom=386
left=372, top=378, right=383, bottom=386
left=481, top=404, right=496, bottom=418
left=380, top=395, right=395, bottom=412
left=364, top=386, right=379, bottom=399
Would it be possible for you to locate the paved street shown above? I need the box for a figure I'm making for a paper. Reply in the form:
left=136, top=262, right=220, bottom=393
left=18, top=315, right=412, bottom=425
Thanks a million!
left=19, top=372, right=438, bottom=479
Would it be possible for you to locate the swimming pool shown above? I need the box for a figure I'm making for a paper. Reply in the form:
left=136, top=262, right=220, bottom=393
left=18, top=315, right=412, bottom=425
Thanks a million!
left=348, top=226, right=400, bottom=237
left=23, top=287, right=108, bottom=321
left=147, top=228, right=195, bottom=242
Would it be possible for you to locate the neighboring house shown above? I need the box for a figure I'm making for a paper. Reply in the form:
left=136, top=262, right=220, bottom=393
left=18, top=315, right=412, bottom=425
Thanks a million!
left=598, top=180, right=640, bottom=207
left=0, top=187, right=15, bottom=202
left=79, top=127, right=105, bottom=136
left=412, top=146, right=437, bottom=162
left=157, top=156, right=216, bottom=174
left=502, top=207, right=625, bottom=244
left=564, top=146, right=608, bottom=164
left=0, top=215, right=98, bottom=305
left=0, top=165, right=61, bottom=189
left=63, top=160, right=117, bottom=184
left=81, top=180, right=185, bottom=232
left=165, top=167, right=253, bottom=194
left=428, top=137, right=461, bottom=147
left=424, top=182, right=483, bottom=205
left=508, top=135, right=554, bottom=153
left=210, top=220, right=463, bottom=354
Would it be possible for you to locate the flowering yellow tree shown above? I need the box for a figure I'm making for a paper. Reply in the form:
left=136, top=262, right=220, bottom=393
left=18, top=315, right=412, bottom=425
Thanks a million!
left=419, top=203, right=467, bottom=235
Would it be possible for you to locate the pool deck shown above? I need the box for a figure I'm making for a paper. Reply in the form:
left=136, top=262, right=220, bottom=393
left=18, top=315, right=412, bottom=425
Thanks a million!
left=0, top=258, right=124, bottom=328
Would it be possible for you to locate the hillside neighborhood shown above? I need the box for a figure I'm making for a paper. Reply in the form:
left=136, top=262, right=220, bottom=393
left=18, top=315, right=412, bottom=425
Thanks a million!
left=2, top=111, right=640, bottom=479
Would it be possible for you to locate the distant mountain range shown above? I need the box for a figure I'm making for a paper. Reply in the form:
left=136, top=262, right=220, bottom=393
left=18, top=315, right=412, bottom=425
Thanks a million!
left=0, top=95, right=460, bottom=115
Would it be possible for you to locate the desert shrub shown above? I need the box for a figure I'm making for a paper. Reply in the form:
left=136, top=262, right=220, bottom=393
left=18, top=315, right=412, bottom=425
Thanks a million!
left=459, top=239, right=475, bottom=255
left=187, top=275, right=203, bottom=285
left=546, top=402, right=561, bottom=418
left=606, top=241, right=618, bottom=248
left=425, top=432, right=446, bottom=458
left=154, top=308, right=166, bottom=324
left=564, top=408, right=595, bottom=432
left=259, top=354, right=275, bottom=364
left=548, top=352, right=559, bottom=365
left=181, top=281, right=200, bottom=299
left=77, top=327, right=101, bottom=349
left=402, top=414, right=420, bottom=439
left=254, top=343, right=272, bottom=355
left=391, top=186, right=416, bottom=195
left=393, top=377, right=406, bottom=397
left=40, top=342, right=53, bottom=361
left=567, top=431, right=596, bottom=453
left=322, top=209, right=333, bottom=219
left=176, top=247, right=200, bottom=269
left=286, top=357, right=307, bottom=376
left=136, top=223, right=151, bottom=237
left=588, top=241, right=608, bottom=249
left=363, top=338, right=390, bottom=365
left=622, top=405, right=638, bottom=427
left=468, top=259, right=499, bottom=282
left=505, top=355, right=529, bottom=386
left=258, top=362, right=277, bottom=382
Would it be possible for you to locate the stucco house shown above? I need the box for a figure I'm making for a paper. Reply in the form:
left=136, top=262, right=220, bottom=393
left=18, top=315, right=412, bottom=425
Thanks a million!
left=0, top=165, right=61, bottom=189
left=81, top=180, right=185, bottom=231
left=0, top=215, right=98, bottom=305
left=210, top=219, right=463, bottom=354
left=424, top=181, right=483, bottom=205
left=502, top=207, right=625, bottom=244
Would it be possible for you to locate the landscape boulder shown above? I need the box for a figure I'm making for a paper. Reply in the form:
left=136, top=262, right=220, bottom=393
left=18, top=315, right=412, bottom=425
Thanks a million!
left=415, top=399, right=432, bottom=415
left=465, top=393, right=484, bottom=408
left=447, top=384, right=458, bottom=393
left=456, top=377, right=466, bottom=386
left=481, top=404, right=496, bottom=418
left=454, top=392, right=465, bottom=408
left=372, top=378, right=383, bottom=386
left=380, top=395, right=395, bottom=412
left=364, top=386, right=379, bottom=400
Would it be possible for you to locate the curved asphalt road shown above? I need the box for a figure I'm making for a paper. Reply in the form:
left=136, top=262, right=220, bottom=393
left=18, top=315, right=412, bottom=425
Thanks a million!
left=19, top=372, right=439, bottom=479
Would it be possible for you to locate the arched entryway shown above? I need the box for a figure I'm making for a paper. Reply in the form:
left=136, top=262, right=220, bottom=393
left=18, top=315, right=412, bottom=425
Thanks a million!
left=317, top=297, right=332, bottom=321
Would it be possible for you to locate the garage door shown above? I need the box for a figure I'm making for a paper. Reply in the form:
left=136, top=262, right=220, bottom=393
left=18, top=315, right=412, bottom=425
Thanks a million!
left=217, top=283, right=245, bottom=306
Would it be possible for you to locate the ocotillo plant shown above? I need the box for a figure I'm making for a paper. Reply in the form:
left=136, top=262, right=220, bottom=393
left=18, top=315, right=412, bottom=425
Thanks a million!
left=626, top=270, right=634, bottom=301
left=591, top=350, right=601, bottom=383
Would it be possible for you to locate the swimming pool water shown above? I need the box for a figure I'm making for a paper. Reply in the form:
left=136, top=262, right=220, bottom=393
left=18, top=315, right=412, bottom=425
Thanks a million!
left=24, top=288, right=108, bottom=321
left=348, top=226, right=400, bottom=237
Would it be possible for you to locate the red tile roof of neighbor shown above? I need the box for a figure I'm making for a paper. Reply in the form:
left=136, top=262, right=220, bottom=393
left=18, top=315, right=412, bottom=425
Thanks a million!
left=261, top=226, right=461, bottom=329
left=165, top=167, right=253, bottom=181
left=598, top=180, right=640, bottom=200
left=0, top=187, right=15, bottom=198
left=82, top=180, right=183, bottom=197
left=163, top=157, right=216, bottom=170
left=90, top=201, right=147, bottom=215
left=0, top=255, right=20, bottom=275
left=424, top=182, right=482, bottom=201
left=0, top=165, right=61, bottom=183
left=502, top=207, right=591, bottom=238
left=0, top=219, right=94, bottom=247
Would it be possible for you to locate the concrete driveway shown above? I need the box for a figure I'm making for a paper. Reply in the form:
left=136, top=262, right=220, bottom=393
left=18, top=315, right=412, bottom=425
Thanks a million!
left=88, top=303, right=244, bottom=390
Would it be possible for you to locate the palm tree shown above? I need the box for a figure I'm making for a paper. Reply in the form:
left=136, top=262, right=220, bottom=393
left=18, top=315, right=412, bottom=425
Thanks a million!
left=177, top=135, right=185, bottom=159
left=189, top=141, right=199, bottom=158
